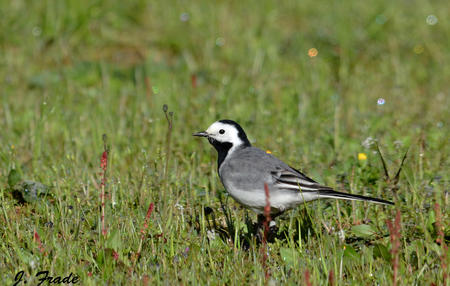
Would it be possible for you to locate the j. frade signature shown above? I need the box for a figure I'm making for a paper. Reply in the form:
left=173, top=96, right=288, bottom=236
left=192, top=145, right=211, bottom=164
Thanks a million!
left=13, top=270, right=80, bottom=285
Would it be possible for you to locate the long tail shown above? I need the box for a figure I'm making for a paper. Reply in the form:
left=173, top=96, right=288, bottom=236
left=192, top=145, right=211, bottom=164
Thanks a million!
left=317, top=189, right=394, bottom=206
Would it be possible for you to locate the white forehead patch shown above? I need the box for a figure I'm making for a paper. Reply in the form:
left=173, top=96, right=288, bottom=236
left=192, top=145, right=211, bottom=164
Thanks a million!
left=206, top=121, right=243, bottom=146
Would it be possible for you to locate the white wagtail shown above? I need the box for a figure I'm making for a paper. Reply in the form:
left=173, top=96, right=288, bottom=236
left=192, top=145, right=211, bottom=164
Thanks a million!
left=194, top=119, right=393, bottom=217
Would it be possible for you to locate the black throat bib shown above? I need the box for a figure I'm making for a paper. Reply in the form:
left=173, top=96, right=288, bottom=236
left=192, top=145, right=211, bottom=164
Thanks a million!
left=209, top=138, right=233, bottom=170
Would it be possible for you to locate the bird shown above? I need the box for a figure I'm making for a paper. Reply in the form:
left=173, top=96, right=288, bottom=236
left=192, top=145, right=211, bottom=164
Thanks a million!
left=193, top=119, right=393, bottom=218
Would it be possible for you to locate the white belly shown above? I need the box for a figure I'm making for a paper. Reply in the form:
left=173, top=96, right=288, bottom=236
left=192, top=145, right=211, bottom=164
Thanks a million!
left=223, top=180, right=319, bottom=214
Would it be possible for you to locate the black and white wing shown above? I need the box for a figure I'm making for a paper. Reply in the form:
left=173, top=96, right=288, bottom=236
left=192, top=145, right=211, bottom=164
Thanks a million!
left=271, top=166, right=332, bottom=192
left=271, top=166, right=394, bottom=205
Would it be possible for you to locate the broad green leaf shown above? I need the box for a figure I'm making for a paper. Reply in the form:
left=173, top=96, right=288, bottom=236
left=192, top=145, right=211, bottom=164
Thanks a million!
left=7, top=169, right=21, bottom=188
left=279, top=247, right=295, bottom=266
left=427, top=210, right=436, bottom=233
left=343, top=245, right=360, bottom=262
left=372, top=244, right=391, bottom=262
left=107, top=229, right=121, bottom=250
left=351, top=224, right=377, bottom=238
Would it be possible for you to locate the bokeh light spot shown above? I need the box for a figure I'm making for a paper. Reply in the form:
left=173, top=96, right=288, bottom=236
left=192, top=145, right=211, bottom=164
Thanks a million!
left=215, top=37, right=225, bottom=47
left=426, top=15, right=438, bottom=25
left=180, top=13, right=189, bottom=22
left=413, top=45, right=424, bottom=54
left=375, top=14, right=387, bottom=25
left=308, top=48, right=318, bottom=57
left=32, top=26, right=42, bottom=37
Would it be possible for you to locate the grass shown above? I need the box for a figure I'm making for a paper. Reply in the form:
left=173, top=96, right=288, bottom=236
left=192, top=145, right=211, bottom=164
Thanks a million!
left=0, top=0, right=449, bottom=284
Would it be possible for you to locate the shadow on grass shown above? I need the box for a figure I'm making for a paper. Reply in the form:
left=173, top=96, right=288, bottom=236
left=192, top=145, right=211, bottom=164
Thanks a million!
left=196, top=201, right=395, bottom=251
left=200, top=203, right=319, bottom=250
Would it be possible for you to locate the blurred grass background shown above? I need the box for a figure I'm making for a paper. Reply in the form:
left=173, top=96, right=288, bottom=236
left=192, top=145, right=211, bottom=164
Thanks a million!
left=0, top=0, right=448, bottom=284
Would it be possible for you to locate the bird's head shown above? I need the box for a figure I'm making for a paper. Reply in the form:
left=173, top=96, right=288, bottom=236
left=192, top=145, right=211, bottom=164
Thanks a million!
left=193, top=119, right=251, bottom=152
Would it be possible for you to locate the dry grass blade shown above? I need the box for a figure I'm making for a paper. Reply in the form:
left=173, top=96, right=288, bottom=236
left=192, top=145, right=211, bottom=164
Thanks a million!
left=375, top=142, right=390, bottom=181
left=162, top=104, right=174, bottom=181
left=393, top=147, right=409, bottom=185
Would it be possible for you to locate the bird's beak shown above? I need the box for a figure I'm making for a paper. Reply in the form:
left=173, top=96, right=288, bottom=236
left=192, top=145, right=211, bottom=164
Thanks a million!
left=193, top=131, right=209, bottom=137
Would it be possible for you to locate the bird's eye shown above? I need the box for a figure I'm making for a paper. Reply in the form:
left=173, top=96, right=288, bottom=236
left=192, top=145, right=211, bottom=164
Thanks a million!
left=219, top=129, right=225, bottom=134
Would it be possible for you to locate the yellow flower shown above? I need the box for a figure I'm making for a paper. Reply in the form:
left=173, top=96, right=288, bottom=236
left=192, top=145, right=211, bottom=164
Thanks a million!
left=266, top=150, right=272, bottom=154
left=358, top=153, right=367, bottom=161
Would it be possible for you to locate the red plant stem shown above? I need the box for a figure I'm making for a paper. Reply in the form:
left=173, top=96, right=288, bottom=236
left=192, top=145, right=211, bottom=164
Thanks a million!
left=112, top=250, right=119, bottom=261
left=263, top=183, right=271, bottom=242
left=328, top=270, right=335, bottom=286
left=261, top=183, right=271, bottom=282
left=386, top=210, right=401, bottom=286
left=434, top=203, right=448, bottom=285
left=140, top=203, right=155, bottom=238
left=191, top=74, right=197, bottom=89
left=143, top=275, right=149, bottom=286
left=100, top=149, right=108, bottom=237
left=34, top=229, right=45, bottom=254
left=101, top=184, right=106, bottom=236
left=131, top=202, right=155, bottom=275
left=304, top=269, right=312, bottom=286
left=137, top=203, right=155, bottom=256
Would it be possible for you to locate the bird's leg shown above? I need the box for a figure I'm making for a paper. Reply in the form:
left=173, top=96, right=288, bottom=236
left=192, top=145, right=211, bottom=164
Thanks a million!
left=255, top=213, right=281, bottom=243
left=257, top=214, right=266, bottom=227
left=254, top=214, right=265, bottom=242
